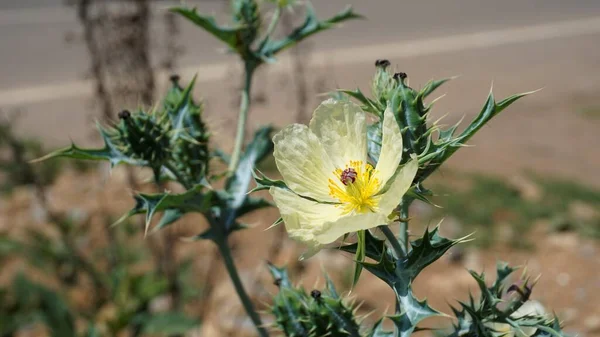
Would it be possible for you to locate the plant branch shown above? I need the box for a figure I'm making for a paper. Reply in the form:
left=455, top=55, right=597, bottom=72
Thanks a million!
left=378, top=225, right=405, bottom=259
left=262, top=6, right=281, bottom=45
left=215, top=236, right=268, bottom=337
left=398, top=199, right=411, bottom=254
left=228, top=63, right=256, bottom=175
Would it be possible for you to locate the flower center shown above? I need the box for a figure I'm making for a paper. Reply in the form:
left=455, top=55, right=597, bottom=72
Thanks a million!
left=328, top=161, right=381, bottom=214
left=340, top=168, right=358, bottom=185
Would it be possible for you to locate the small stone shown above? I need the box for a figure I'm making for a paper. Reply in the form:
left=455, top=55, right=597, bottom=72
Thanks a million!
left=508, top=175, right=541, bottom=202
left=584, top=315, right=600, bottom=332
left=580, top=243, right=596, bottom=259
left=569, top=201, right=599, bottom=222
left=149, top=294, right=172, bottom=313
left=556, top=272, right=571, bottom=287
left=546, top=232, right=578, bottom=249
left=575, top=288, right=587, bottom=302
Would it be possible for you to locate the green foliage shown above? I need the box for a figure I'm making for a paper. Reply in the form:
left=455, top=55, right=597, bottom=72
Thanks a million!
left=268, top=264, right=362, bottom=337
left=0, top=118, right=63, bottom=194
left=172, top=0, right=360, bottom=66
left=446, top=262, right=564, bottom=337
left=0, top=274, right=76, bottom=337
left=341, top=228, right=469, bottom=337
left=339, top=61, right=532, bottom=203
left=134, top=312, right=200, bottom=335
left=165, top=76, right=210, bottom=185
left=37, top=78, right=210, bottom=187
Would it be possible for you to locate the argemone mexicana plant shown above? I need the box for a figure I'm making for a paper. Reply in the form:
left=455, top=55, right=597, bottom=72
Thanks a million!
left=36, top=0, right=567, bottom=336
left=269, top=99, right=418, bottom=254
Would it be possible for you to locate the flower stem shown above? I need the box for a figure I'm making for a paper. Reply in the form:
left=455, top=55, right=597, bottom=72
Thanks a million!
left=228, top=63, right=256, bottom=175
left=379, top=225, right=405, bottom=259
left=216, top=237, right=269, bottom=337
left=398, top=199, right=411, bottom=254
left=262, top=6, right=281, bottom=44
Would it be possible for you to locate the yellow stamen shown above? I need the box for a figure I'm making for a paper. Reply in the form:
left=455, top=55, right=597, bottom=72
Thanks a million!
left=328, top=161, right=381, bottom=214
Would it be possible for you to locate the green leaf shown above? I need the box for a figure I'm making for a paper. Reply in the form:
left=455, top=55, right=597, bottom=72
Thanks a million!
left=220, top=126, right=274, bottom=231
left=416, top=89, right=534, bottom=182
left=154, top=209, right=184, bottom=232
left=341, top=227, right=467, bottom=337
left=339, top=88, right=383, bottom=116
left=261, top=4, right=361, bottom=57
left=171, top=7, right=245, bottom=52
left=12, top=274, right=77, bottom=337
left=0, top=236, right=23, bottom=259
left=117, top=184, right=213, bottom=234
left=389, top=293, right=440, bottom=337
left=250, top=168, right=287, bottom=193
left=33, top=125, right=144, bottom=168
left=352, top=230, right=366, bottom=287
left=368, top=319, right=394, bottom=337
left=138, top=312, right=200, bottom=335
left=419, top=77, right=456, bottom=99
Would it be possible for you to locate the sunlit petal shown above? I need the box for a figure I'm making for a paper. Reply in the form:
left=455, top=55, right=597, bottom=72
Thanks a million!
left=273, top=124, right=337, bottom=201
left=375, top=105, right=404, bottom=184
left=378, top=159, right=418, bottom=215
left=309, top=99, right=368, bottom=168
left=313, top=212, right=388, bottom=244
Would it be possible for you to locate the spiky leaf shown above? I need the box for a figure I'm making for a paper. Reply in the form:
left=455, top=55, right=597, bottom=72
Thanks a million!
left=118, top=185, right=213, bottom=234
left=261, top=4, right=361, bottom=58
left=219, top=126, right=274, bottom=231
left=171, top=7, right=245, bottom=53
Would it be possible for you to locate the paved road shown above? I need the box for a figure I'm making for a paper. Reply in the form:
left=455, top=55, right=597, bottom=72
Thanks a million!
left=2, top=0, right=600, bottom=90
left=1, top=0, right=600, bottom=186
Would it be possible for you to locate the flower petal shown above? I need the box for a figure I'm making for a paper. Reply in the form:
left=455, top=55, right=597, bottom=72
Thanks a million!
left=375, top=105, right=404, bottom=184
left=309, top=99, right=367, bottom=168
left=377, top=159, right=418, bottom=215
left=313, top=212, right=388, bottom=245
left=273, top=124, right=337, bottom=201
left=270, top=187, right=342, bottom=247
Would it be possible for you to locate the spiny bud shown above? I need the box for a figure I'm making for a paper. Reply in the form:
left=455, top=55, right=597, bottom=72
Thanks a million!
left=393, top=72, right=408, bottom=81
left=375, top=59, right=391, bottom=69
left=169, top=74, right=180, bottom=85
left=118, top=110, right=131, bottom=120
left=115, top=112, right=172, bottom=169
left=372, top=60, right=397, bottom=106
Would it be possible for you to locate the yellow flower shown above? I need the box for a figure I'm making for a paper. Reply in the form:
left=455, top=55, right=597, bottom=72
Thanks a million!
left=269, top=99, right=418, bottom=253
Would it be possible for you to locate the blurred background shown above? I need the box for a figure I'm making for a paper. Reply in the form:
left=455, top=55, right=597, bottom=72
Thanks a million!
left=1, top=0, right=600, bottom=336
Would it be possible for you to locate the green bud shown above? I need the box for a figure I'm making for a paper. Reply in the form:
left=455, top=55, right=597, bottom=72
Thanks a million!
left=269, top=264, right=361, bottom=337
left=232, top=0, right=261, bottom=45
left=371, top=59, right=397, bottom=108
left=115, top=110, right=172, bottom=169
